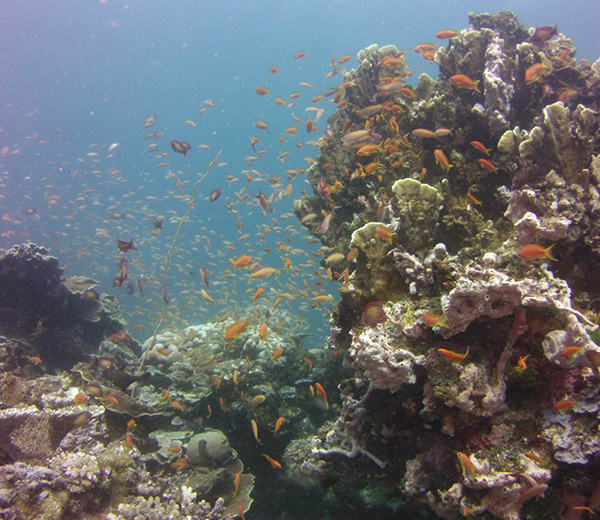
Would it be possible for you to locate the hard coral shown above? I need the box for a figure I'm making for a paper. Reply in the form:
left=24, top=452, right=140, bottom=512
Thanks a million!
left=107, top=496, right=233, bottom=520
left=347, top=325, right=424, bottom=393
left=294, top=9, right=600, bottom=519
left=391, top=178, right=442, bottom=255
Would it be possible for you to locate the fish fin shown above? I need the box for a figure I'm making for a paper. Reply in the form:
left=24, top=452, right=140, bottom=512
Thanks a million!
left=545, top=244, right=558, bottom=261
left=438, top=312, right=450, bottom=328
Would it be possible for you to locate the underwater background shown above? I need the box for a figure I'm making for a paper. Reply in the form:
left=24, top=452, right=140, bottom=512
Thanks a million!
left=1, top=1, right=600, bottom=519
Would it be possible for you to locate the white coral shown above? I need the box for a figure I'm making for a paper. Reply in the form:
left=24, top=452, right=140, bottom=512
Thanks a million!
left=51, top=451, right=100, bottom=491
left=348, top=326, right=424, bottom=393
left=441, top=262, right=577, bottom=338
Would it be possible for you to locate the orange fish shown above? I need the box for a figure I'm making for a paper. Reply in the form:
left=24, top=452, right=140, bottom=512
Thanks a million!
left=294, top=50, right=307, bottom=59
left=252, top=287, right=264, bottom=301
left=356, top=143, right=381, bottom=156
left=436, top=29, right=459, bottom=39
left=523, top=452, right=543, bottom=464
left=160, top=388, right=171, bottom=402
left=467, top=193, right=483, bottom=206
left=255, top=86, right=269, bottom=95
left=259, top=322, right=269, bottom=341
left=171, top=458, right=188, bottom=469
left=412, top=128, right=437, bottom=139
left=376, top=225, right=393, bottom=243
left=262, top=453, right=282, bottom=469
left=515, top=354, right=530, bottom=372
left=449, top=74, right=480, bottom=92
left=251, top=419, right=262, bottom=444
left=231, top=254, right=253, bottom=269
left=413, top=43, right=437, bottom=53
left=233, top=472, right=240, bottom=497
left=171, top=400, right=184, bottom=411
left=514, top=483, right=548, bottom=505
left=249, top=267, right=278, bottom=279
left=457, top=452, right=477, bottom=476
left=559, top=346, right=582, bottom=358
left=346, top=248, right=358, bottom=262
left=304, top=357, right=313, bottom=371
left=225, top=319, right=251, bottom=341
left=477, top=158, right=498, bottom=171
left=273, top=416, right=285, bottom=434
left=434, top=149, right=453, bottom=172
left=268, top=65, right=279, bottom=74
left=438, top=346, right=469, bottom=362
left=518, top=244, right=557, bottom=261
left=381, top=57, right=404, bottom=67
left=271, top=347, right=284, bottom=361
left=315, top=382, right=329, bottom=409
left=471, top=141, right=492, bottom=155
left=100, top=395, right=119, bottom=405
left=125, top=433, right=132, bottom=450
left=238, top=505, right=247, bottom=520
left=424, top=312, right=449, bottom=328
left=74, top=393, right=89, bottom=404
left=525, top=63, right=549, bottom=85
left=553, top=399, right=576, bottom=410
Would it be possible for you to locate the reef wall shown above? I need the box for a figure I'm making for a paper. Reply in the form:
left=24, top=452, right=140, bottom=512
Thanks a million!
left=293, top=11, right=600, bottom=520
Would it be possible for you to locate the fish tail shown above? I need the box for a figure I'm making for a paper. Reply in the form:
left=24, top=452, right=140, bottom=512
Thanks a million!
left=438, top=312, right=450, bottom=328
left=545, top=244, right=558, bottom=261
left=474, top=80, right=481, bottom=93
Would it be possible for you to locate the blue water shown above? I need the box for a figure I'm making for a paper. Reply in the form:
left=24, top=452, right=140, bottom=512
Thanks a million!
left=1, top=0, right=599, bottom=340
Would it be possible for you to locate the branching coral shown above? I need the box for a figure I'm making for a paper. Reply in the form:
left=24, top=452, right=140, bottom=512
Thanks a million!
left=107, top=496, right=233, bottom=520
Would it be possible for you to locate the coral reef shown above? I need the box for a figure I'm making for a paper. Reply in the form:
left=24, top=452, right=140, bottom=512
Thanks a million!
left=2, top=9, right=600, bottom=520
left=292, top=10, right=600, bottom=520
left=0, top=245, right=258, bottom=520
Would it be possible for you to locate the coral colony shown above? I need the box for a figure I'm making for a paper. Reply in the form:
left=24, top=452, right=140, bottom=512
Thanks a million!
left=1, top=11, right=600, bottom=520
